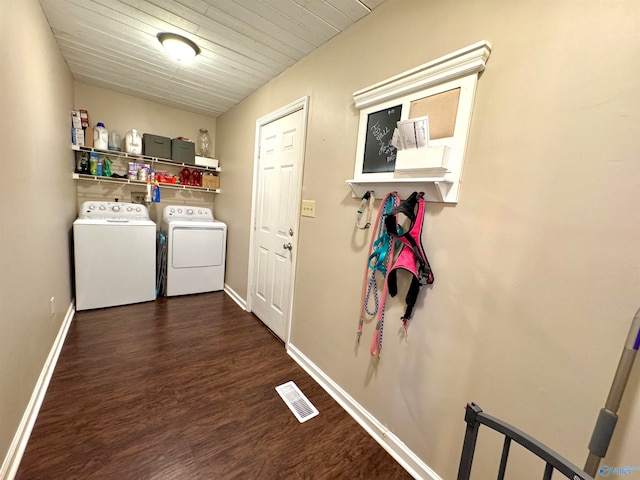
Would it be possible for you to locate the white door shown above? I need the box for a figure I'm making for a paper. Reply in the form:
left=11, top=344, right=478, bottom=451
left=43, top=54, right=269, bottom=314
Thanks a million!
left=250, top=102, right=306, bottom=341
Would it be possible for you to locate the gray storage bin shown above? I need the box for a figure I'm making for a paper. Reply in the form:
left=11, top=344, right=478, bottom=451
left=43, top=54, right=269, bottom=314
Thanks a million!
left=171, top=139, right=195, bottom=164
left=143, top=134, right=171, bottom=159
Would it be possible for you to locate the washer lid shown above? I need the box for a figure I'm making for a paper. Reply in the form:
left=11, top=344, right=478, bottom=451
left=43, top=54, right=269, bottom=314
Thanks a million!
left=74, top=217, right=156, bottom=226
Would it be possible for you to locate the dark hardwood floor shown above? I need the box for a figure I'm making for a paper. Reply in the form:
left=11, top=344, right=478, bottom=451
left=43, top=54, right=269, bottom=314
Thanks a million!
left=16, top=292, right=412, bottom=479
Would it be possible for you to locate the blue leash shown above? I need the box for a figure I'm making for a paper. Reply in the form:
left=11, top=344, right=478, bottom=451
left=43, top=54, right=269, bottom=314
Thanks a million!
left=358, top=193, right=402, bottom=344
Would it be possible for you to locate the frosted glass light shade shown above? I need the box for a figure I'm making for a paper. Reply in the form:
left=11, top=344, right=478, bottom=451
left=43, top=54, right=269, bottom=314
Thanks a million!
left=157, top=33, right=200, bottom=62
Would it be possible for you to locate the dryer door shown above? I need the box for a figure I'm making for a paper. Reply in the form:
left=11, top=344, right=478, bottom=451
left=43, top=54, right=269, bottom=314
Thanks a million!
left=171, top=227, right=224, bottom=268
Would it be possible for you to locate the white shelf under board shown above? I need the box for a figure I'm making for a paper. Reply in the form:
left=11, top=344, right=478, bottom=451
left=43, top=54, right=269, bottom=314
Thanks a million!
left=346, top=178, right=453, bottom=202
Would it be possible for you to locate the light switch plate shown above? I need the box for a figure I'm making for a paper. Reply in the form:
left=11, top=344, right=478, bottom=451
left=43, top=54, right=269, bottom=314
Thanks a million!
left=301, top=200, right=316, bottom=218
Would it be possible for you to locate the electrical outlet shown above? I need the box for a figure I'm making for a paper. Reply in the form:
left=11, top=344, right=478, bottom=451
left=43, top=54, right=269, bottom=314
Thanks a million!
left=50, top=297, right=55, bottom=318
left=301, top=200, right=316, bottom=218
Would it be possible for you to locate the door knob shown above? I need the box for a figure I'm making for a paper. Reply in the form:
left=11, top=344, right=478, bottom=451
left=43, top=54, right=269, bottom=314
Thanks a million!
left=283, top=242, right=293, bottom=251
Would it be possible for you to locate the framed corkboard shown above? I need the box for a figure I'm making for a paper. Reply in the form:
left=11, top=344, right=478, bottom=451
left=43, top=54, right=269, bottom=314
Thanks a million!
left=409, top=88, right=460, bottom=140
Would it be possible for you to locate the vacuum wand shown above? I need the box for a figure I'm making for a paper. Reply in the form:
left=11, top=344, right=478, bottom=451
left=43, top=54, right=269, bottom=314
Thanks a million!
left=584, top=307, right=640, bottom=477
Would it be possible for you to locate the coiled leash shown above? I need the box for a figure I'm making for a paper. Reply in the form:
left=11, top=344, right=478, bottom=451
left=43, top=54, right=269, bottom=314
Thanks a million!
left=358, top=192, right=391, bottom=329
left=355, top=191, right=375, bottom=229
left=357, top=192, right=401, bottom=356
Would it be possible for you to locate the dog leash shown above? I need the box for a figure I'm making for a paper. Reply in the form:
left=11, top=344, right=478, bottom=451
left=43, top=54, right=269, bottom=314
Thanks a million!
left=355, top=191, right=375, bottom=229
left=357, top=192, right=401, bottom=356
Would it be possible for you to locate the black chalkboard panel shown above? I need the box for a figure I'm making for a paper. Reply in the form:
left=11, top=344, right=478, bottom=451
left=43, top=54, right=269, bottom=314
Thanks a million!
left=362, top=104, right=403, bottom=173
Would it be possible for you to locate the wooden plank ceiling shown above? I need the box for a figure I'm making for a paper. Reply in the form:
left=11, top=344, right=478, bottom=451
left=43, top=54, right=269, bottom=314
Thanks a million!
left=38, top=0, right=385, bottom=117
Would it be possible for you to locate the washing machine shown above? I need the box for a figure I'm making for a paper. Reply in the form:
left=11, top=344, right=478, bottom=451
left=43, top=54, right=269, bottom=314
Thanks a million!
left=161, top=205, right=227, bottom=296
left=74, top=201, right=156, bottom=310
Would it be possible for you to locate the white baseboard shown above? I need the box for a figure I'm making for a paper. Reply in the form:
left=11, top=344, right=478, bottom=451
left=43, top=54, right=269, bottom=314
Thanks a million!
left=223, top=284, right=247, bottom=310
left=286, top=343, right=442, bottom=480
left=0, top=301, right=75, bottom=480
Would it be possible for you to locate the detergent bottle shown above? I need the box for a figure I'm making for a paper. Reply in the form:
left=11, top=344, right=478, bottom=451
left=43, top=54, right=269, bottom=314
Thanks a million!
left=108, top=130, right=121, bottom=151
left=125, top=129, right=142, bottom=154
left=93, top=122, right=109, bottom=150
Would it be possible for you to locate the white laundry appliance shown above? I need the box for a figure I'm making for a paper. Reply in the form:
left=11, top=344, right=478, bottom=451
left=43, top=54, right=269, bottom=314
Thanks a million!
left=74, top=201, right=156, bottom=310
left=161, top=205, right=227, bottom=296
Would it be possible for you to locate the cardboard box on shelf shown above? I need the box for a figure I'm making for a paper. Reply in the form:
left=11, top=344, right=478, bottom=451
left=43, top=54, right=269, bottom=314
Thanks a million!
left=79, top=110, right=89, bottom=128
left=72, top=127, right=84, bottom=147
left=85, top=126, right=94, bottom=148
left=71, top=110, right=82, bottom=129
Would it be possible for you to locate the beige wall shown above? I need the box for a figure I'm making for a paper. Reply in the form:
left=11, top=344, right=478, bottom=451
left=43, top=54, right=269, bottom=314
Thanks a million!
left=74, top=82, right=217, bottom=149
left=0, top=8, right=221, bottom=469
left=73, top=83, right=218, bottom=222
left=0, top=0, right=75, bottom=466
left=215, top=0, right=640, bottom=478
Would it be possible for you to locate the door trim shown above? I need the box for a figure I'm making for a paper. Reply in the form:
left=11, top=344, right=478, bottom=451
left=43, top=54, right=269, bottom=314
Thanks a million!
left=246, top=96, right=309, bottom=345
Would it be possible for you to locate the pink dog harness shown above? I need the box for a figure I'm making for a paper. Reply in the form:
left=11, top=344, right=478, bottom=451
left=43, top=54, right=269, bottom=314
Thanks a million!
left=384, top=191, right=434, bottom=329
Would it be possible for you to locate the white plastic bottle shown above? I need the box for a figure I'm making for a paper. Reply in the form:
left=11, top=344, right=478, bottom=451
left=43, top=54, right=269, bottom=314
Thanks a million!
left=108, top=130, right=121, bottom=151
left=125, top=129, right=142, bottom=154
left=93, top=122, right=109, bottom=150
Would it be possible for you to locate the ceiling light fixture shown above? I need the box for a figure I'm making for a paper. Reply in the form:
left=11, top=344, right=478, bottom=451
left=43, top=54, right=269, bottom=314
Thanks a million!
left=157, top=33, right=201, bottom=62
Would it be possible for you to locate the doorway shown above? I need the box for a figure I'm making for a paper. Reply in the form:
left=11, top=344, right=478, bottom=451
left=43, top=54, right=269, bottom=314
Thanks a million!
left=247, top=97, right=308, bottom=342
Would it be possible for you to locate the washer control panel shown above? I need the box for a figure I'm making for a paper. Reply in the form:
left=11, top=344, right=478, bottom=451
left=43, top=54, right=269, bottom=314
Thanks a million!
left=163, top=205, right=214, bottom=222
left=80, top=201, right=150, bottom=221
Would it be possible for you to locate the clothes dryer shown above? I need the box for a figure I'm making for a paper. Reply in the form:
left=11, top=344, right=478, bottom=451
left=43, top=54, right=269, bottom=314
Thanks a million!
left=74, top=201, right=156, bottom=310
left=161, top=206, right=227, bottom=296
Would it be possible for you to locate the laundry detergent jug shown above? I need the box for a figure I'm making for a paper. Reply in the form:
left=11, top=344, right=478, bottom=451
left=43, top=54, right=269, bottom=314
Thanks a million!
left=108, top=130, right=121, bottom=151
left=125, top=129, right=142, bottom=154
left=93, top=122, right=109, bottom=150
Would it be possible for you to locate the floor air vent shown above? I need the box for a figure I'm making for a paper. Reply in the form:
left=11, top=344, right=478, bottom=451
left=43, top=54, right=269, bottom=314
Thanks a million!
left=275, top=381, right=319, bottom=423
